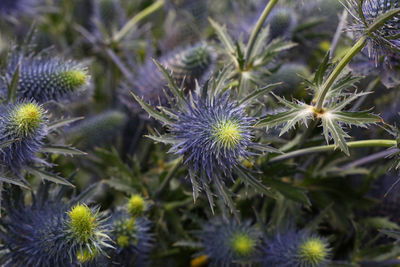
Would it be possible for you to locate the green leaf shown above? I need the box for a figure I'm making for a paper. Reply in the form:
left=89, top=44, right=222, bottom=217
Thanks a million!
left=130, top=92, right=173, bottom=125
left=145, top=134, right=179, bottom=144
left=41, top=145, right=87, bottom=155
left=314, top=51, right=330, bottom=86
left=238, top=83, right=282, bottom=106
left=47, top=117, right=84, bottom=132
left=153, top=60, right=187, bottom=107
left=209, top=18, right=235, bottom=55
left=0, top=176, right=30, bottom=189
left=332, top=111, right=381, bottom=125
left=321, top=116, right=350, bottom=155
left=26, top=167, right=75, bottom=187
left=263, top=178, right=310, bottom=205
left=361, top=217, right=400, bottom=230
left=235, top=166, right=277, bottom=199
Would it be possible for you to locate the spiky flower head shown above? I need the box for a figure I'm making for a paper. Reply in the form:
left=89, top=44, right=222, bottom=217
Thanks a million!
left=347, top=0, right=400, bottom=62
left=0, top=101, right=47, bottom=170
left=3, top=55, right=90, bottom=103
left=108, top=211, right=154, bottom=266
left=262, top=229, right=330, bottom=267
left=196, top=217, right=261, bottom=267
left=0, top=190, right=112, bottom=266
left=119, top=43, right=216, bottom=114
left=127, top=194, right=147, bottom=218
left=132, top=65, right=275, bottom=211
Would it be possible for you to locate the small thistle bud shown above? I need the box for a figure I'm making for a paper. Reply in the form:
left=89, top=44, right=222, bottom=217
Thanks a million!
left=4, top=56, right=90, bottom=103
left=266, top=7, right=298, bottom=39
left=298, top=237, right=330, bottom=266
left=268, top=63, right=310, bottom=93
left=347, top=0, right=400, bottom=62
left=127, top=194, right=146, bottom=217
left=66, top=110, right=127, bottom=149
left=109, top=212, right=154, bottom=266
left=67, top=204, right=97, bottom=243
left=262, top=230, right=330, bottom=267
left=0, top=101, right=47, bottom=170
left=197, top=218, right=261, bottom=266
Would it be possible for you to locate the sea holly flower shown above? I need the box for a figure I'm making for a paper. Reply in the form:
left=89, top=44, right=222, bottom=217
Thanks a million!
left=0, top=101, right=47, bottom=170
left=108, top=211, right=154, bottom=267
left=131, top=63, right=278, bottom=212
left=0, top=189, right=112, bottom=266
left=2, top=54, right=90, bottom=103
left=262, top=229, right=330, bottom=267
left=346, top=0, right=400, bottom=63
left=196, top=217, right=261, bottom=267
left=120, top=43, right=216, bottom=114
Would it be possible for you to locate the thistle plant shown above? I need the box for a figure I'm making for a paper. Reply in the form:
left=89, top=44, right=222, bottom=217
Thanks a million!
left=210, top=0, right=296, bottom=95
left=196, top=217, right=261, bottom=267
left=262, top=230, right=330, bottom=267
left=2, top=55, right=90, bottom=103
left=131, top=63, right=278, bottom=212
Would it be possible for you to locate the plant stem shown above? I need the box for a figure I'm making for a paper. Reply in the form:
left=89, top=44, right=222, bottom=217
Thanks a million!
left=112, top=0, right=164, bottom=43
left=314, top=36, right=367, bottom=111
left=154, top=157, right=182, bottom=199
left=270, top=139, right=396, bottom=163
left=245, top=0, right=279, bottom=64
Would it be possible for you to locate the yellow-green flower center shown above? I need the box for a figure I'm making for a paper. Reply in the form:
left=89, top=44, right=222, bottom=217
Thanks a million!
left=13, top=103, right=43, bottom=135
left=299, top=238, right=328, bottom=264
left=64, top=69, right=88, bottom=88
left=117, top=234, right=130, bottom=248
left=67, top=204, right=96, bottom=243
left=77, top=247, right=98, bottom=263
left=230, top=233, right=255, bottom=256
left=213, top=120, right=242, bottom=149
left=127, top=195, right=145, bottom=217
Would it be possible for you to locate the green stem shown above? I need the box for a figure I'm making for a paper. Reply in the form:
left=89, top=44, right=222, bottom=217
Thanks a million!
left=314, top=36, right=367, bottom=111
left=270, top=139, right=396, bottom=163
left=154, top=157, right=182, bottom=199
left=112, top=0, right=164, bottom=43
left=245, top=0, right=279, bottom=64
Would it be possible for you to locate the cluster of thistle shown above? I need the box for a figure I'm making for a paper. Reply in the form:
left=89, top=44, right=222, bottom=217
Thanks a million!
left=192, top=217, right=330, bottom=267
left=0, top=186, right=112, bottom=266
left=0, top=46, right=90, bottom=186
left=106, top=194, right=154, bottom=266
